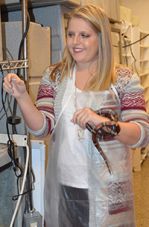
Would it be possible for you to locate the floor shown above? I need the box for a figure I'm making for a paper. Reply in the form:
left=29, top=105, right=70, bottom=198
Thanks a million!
left=133, top=157, right=149, bottom=227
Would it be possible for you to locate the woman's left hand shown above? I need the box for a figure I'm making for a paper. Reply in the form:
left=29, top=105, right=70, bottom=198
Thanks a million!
left=71, top=108, right=109, bottom=129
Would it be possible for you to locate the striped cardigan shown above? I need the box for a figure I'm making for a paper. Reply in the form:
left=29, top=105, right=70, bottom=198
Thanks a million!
left=30, top=65, right=149, bottom=149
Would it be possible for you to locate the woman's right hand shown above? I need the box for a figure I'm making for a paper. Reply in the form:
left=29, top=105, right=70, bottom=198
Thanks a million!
left=3, top=73, right=27, bottom=99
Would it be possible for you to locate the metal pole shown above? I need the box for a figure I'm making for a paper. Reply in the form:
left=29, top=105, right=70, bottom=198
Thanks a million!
left=21, top=0, right=34, bottom=212
left=22, top=0, right=28, bottom=81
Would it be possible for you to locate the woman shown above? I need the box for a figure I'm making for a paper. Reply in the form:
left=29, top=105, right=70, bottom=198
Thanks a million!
left=3, top=4, right=149, bottom=227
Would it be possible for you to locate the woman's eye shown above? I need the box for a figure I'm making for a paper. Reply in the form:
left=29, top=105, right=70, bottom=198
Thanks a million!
left=81, top=33, right=90, bottom=38
left=67, top=32, right=74, bottom=37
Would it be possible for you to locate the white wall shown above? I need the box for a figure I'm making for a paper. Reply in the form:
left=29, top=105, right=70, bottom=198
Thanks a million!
left=120, top=0, right=149, bottom=31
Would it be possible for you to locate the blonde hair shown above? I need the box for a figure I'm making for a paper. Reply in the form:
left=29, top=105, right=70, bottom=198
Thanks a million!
left=52, top=4, right=115, bottom=91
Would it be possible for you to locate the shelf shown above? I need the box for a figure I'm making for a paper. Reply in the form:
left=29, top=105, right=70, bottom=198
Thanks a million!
left=140, top=30, right=149, bottom=35
left=0, top=59, right=28, bottom=71
left=122, top=54, right=132, bottom=58
left=0, top=0, right=80, bottom=11
left=139, top=71, right=149, bottom=77
left=140, top=45, right=149, bottom=49
left=140, top=59, right=149, bottom=63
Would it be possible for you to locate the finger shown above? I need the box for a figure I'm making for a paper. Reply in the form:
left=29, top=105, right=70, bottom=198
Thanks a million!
left=4, top=74, right=18, bottom=89
left=79, top=114, right=92, bottom=128
left=11, top=77, right=24, bottom=87
left=76, top=109, right=98, bottom=128
left=71, top=109, right=83, bottom=123
left=75, top=112, right=88, bottom=128
left=7, top=73, right=18, bottom=82
left=72, top=108, right=91, bottom=124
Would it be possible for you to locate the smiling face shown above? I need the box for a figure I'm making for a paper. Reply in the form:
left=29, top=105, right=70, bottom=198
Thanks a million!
left=66, top=17, right=99, bottom=68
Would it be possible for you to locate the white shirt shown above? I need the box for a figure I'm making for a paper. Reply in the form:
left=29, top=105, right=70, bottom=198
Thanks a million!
left=57, top=74, right=90, bottom=188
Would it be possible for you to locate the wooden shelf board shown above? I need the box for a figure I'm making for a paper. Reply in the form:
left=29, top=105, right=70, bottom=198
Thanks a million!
left=0, top=0, right=80, bottom=11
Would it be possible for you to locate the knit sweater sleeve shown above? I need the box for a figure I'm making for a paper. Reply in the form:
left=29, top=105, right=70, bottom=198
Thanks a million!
left=114, top=66, right=149, bottom=148
left=28, top=66, right=59, bottom=137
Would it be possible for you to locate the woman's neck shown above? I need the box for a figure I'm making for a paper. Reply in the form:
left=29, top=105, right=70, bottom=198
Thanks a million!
left=75, top=63, right=97, bottom=90
left=75, top=68, right=92, bottom=90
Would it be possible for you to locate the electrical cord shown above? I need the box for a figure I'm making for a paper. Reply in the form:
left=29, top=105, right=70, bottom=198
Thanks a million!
left=0, top=70, right=23, bottom=178
left=112, top=24, right=139, bottom=70
left=119, top=21, right=149, bottom=75
left=122, top=33, right=149, bottom=48
left=1, top=68, right=34, bottom=227
left=1, top=73, right=32, bottom=225
left=14, top=3, right=35, bottom=214
left=10, top=143, right=30, bottom=227
left=9, top=5, right=36, bottom=219
left=18, top=12, right=30, bottom=63
left=120, top=21, right=149, bottom=48
left=113, top=21, right=149, bottom=49
left=11, top=11, right=30, bottom=134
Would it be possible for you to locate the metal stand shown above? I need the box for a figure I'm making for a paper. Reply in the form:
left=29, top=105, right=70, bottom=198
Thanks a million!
left=0, top=0, right=36, bottom=224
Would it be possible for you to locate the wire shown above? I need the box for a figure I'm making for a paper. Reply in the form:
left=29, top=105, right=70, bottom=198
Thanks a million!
left=15, top=1, right=35, bottom=214
left=113, top=20, right=149, bottom=49
left=12, top=11, right=30, bottom=134
left=12, top=169, right=35, bottom=201
left=1, top=67, right=12, bottom=141
left=0, top=66, right=23, bottom=178
left=122, top=33, right=149, bottom=48
left=10, top=143, right=30, bottom=227
left=18, top=12, right=30, bottom=63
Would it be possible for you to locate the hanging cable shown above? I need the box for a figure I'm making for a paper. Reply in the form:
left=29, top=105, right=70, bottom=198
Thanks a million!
left=0, top=66, right=23, bottom=178
left=122, top=33, right=149, bottom=48
left=1, top=66, right=34, bottom=226
left=11, top=12, right=30, bottom=134
left=10, top=143, right=30, bottom=227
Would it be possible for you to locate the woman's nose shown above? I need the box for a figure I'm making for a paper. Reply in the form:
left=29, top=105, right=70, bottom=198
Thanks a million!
left=73, top=35, right=80, bottom=44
